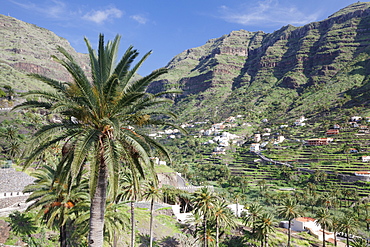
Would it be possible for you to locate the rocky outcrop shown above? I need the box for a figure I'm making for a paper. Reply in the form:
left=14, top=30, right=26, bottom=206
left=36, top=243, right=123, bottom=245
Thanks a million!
left=157, top=173, right=186, bottom=188
left=150, top=2, right=370, bottom=120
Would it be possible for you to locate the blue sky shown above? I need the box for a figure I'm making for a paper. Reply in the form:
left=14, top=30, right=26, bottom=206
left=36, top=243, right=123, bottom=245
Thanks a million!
left=1, top=0, right=359, bottom=75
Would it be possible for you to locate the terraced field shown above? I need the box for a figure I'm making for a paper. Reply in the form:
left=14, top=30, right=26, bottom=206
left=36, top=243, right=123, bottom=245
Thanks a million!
left=225, top=124, right=370, bottom=197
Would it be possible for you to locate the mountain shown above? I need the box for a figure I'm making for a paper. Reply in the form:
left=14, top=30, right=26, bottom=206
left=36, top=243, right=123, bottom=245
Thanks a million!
left=0, top=14, right=89, bottom=92
left=1, top=3, right=370, bottom=123
left=150, top=2, right=370, bottom=122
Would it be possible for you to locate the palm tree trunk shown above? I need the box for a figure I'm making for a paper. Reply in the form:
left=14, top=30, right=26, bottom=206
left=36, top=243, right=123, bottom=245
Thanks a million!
left=288, top=220, right=291, bottom=247
left=323, top=226, right=326, bottom=247
left=366, top=206, right=369, bottom=230
left=113, top=229, right=118, bottom=247
left=60, top=224, right=67, bottom=247
left=149, top=198, right=154, bottom=247
left=236, top=200, right=239, bottom=218
left=203, top=215, right=207, bottom=247
left=346, top=229, right=349, bottom=247
left=89, top=161, right=108, bottom=247
left=131, top=201, right=135, bottom=247
left=216, top=219, right=219, bottom=247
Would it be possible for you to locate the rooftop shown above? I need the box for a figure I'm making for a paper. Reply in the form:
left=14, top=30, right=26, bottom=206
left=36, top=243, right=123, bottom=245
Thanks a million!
left=295, top=217, right=316, bottom=222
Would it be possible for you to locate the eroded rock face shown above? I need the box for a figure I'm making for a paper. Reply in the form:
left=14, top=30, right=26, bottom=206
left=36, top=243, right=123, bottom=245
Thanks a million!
left=149, top=2, right=370, bottom=120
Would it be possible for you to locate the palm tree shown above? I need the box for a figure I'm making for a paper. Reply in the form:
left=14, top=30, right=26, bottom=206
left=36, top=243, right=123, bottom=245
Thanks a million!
left=191, top=187, right=218, bottom=247
left=255, top=212, right=276, bottom=247
left=24, top=162, right=89, bottom=246
left=119, top=170, right=144, bottom=247
left=315, top=208, right=331, bottom=247
left=329, top=213, right=342, bottom=247
left=243, top=202, right=263, bottom=235
left=350, top=237, right=368, bottom=247
left=277, top=197, right=303, bottom=247
left=101, top=200, right=130, bottom=246
left=7, top=211, right=38, bottom=241
left=212, top=200, right=236, bottom=247
left=340, top=213, right=358, bottom=247
left=143, top=180, right=162, bottom=247
left=15, top=34, right=179, bottom=246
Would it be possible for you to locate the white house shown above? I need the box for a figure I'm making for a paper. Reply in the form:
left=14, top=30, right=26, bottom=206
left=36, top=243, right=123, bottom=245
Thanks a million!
left=362, top=156, right=370, bottom=162
left=152, top=157, right=167, bottom=166
left=354, top=171, right=370, bottom=177
left=277, top=136, right=285, bottom=143
left=172, top=205, right=193, bottom=223
left=250, top=143, right=260, bottom=152
left=254, top=134, right=261, bottom=143
left=290, top=217, right=335, bottom=243
left=291, top=217, right=319, bottom=232
left=227, top=204, right=247, bottom=217
left=294, top=116, right=307, bottom=126
left=351, top=116, right=362, bottom=122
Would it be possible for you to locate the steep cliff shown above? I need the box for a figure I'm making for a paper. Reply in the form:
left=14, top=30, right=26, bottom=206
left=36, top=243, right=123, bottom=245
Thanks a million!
left=150, top=2, right=370, bottom=121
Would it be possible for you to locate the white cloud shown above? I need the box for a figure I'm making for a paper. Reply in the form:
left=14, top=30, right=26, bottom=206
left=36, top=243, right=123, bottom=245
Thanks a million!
left=82, top=7, right=123, bottom=24
left=219, top=0, right=319, bottom=27
left=9, top=0, right=67, bottom=18
left=130, top=15, right=148, bottom=24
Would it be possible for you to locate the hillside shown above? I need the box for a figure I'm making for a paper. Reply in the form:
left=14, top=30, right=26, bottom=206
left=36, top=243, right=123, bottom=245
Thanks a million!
left=0, top=14, right=89, bottom=92
left=2, top=3, right=370, bottom=123
left=150, top=2, right=370, bottom=122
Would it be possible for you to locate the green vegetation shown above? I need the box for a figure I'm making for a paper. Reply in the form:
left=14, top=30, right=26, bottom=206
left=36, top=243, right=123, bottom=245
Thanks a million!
left=2, top=2, right=370, bottom=246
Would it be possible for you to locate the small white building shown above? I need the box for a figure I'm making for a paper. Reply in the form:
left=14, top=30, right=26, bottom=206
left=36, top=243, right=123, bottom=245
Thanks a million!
left=254, top=134, right=261, bottom=142
left=294, top=116, right=307, bottom=126
left=290, top=217, right=335, bottom=243
left=291, top=217, right=318, bottom=232
left=172, top=205, right=193, bottom=223
left=250, top=143, right=260, bottom=152
left=227, top=204, right=247, bottom=217
left=362, top=156, right=370, bottom=162
left=277, top=136, right=285, bottom=143
left=354, top=171, right=370, bottom=177
left=351, top=116, right=362, bottom=122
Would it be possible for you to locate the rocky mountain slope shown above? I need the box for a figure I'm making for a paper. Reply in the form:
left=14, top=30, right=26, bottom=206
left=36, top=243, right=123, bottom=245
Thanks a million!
left=0, top=14, right=89, bottom=92
left=150, top=2, right=370, bottom=121
left=1, top=3, right=370, bottom=123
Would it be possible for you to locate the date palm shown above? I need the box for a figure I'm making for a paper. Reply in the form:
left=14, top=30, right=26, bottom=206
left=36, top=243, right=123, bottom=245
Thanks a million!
left=329, top=213, right=342, bottom=247
left=191, top=187, right=218, bottom=247
left=255, top=212, right=276, bottom=247
left=119, top=169, right=144, bottom=247
left=340, top=213, right=358, bottom=247
left=212, top=200, right=236, bottom=247
left=350, top=237, right=368, bottom=247
left=243, top=202, right=263, bottom=235
left=15, top=34, right=178, bottom=246
left=23, top=162, right=89, bottom=247
left=277, top=197, right=303, bottom=247
left=143, top=180, right=162, bottom=247
left=315, top=208, right=331, bottom=247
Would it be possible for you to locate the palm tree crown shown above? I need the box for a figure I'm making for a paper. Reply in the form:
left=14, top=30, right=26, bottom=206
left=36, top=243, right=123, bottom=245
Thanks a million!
left=277, top=197, right=302, bottom=247
left=16, top=34, right=179, bottom=246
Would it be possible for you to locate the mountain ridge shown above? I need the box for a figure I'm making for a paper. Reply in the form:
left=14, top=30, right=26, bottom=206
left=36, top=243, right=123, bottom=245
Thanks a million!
left=1, top=3, right=370, bottom=122
left=150, top=1, right=370, bottom=121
